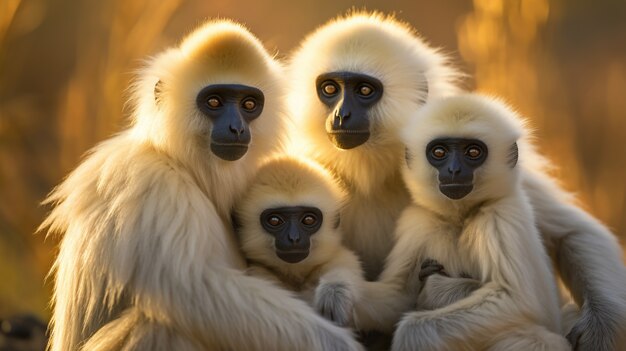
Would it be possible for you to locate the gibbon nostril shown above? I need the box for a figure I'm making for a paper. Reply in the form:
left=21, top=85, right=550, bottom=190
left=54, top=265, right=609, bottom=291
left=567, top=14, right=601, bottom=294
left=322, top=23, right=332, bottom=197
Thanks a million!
left=229, top=125, right=245, bottom=135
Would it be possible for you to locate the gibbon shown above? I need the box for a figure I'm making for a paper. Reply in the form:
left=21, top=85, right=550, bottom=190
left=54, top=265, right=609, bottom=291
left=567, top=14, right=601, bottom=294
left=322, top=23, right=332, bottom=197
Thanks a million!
left=289, top=12, right=626, bottom=348
left=40, top=20, right=363, bottom=351
left=379, top=94, right=570, bottom=350
left=287, top=12, right=462, bottom=281
left=233, top=156, right=365, bottom=328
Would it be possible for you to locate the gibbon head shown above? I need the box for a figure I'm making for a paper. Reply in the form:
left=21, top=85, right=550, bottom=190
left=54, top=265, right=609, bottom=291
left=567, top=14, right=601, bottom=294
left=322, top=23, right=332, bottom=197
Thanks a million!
left=234, top=156, right=345, bottom=268
left=130, top=20, right=285, bottom=164
left=289, top=12, right=460, bottom=153
left=402, top=94, right=527, bottom=208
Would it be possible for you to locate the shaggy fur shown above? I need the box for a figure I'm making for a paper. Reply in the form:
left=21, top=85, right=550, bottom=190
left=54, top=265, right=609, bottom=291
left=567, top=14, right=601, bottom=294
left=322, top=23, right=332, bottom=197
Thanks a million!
left=287, top=12, right=462, bottom=280
left=41, top=20, right=362, bottom=351
left=375, top=94, right=570, bottom=350
left=234, top=156, right=366, bottom=328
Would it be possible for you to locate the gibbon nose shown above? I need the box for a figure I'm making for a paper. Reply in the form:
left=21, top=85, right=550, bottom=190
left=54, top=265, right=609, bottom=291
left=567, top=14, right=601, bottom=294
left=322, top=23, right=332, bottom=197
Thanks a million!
left=448, top=157, right=462, bottom=176
left=229, top=124, right=245, bottom=136
left=287, top=223, right=301, bottom=244
left=287, top=231, right=301, bottom=244
left=332, top=107, right=351, bottom=129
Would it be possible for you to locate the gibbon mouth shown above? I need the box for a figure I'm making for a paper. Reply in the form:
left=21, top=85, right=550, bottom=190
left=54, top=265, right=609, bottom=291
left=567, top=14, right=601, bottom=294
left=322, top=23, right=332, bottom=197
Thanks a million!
left=275, top=250, right=310, bottom=264
left=439, top=183, right=473, bottom=200
left=327, top=130, right=370, bottom=149
left=210, top=143, right=249, bottom=161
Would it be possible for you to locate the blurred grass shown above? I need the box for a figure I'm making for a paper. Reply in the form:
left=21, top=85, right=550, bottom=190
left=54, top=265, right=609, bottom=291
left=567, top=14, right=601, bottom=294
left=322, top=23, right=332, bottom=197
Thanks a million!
left=0, top=0, right=624, bottom=319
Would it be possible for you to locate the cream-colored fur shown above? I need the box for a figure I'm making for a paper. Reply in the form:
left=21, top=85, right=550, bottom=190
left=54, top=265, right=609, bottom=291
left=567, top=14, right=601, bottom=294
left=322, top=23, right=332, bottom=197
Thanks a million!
left=287, top=12, right=462, bottom=280
left=362, top=94, right=570, bottom=350
left=235, top=156, right=366, bottom=328
left=41, top=20, right=362, bottom=351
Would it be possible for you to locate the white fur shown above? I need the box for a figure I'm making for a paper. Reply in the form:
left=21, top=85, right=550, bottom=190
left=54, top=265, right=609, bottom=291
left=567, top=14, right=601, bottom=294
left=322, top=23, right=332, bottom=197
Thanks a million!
left=41, top=20, right=363, bottom=351
left=235, top=156, right=366, bottom=328
left=522, top=141, right=626, bottom=350
left=287, top=11, right=463, bottom=280
left=371, top=95, right=570, bottom=350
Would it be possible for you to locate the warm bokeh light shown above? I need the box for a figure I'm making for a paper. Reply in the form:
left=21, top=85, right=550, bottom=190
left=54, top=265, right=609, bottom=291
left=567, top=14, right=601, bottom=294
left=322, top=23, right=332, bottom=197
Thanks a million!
left=0, top=0, right=624, bottom=320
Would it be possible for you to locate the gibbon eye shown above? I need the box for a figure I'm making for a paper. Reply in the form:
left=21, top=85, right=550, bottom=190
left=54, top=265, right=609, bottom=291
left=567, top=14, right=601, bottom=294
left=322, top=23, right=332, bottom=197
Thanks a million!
left=357, top=84, right=374, bottom=97
left=302, top=214, right=317, bottom=226
left=267, top=215, right=284, bottom=227
left=242, top=98, right=257, bottom=111
left=207, top=96, right=221, bottom=108
left=431, top=146, right=447, bottom=159
left=466, top=146, right=482, bottom=159
left=321, top=82, right=338, bottom=96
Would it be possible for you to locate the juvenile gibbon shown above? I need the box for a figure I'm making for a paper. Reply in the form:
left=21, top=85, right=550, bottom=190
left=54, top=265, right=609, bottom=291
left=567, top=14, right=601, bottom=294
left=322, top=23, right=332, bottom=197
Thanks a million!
left=287, top=12, right=462, bottom=281
left=289, top=12, right=626, bottom=349
left=380, top=94, right=570, bottom=350
left=41, top=20, right=363, bottom=351
left=233, top=156, right=365, bottom=328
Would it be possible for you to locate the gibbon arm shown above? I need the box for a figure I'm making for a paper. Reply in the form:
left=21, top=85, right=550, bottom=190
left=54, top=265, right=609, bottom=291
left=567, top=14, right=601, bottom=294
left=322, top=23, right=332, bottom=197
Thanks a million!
left=353, top=208, right=436, bottom=333
left=417, top=274, right=481, bottom=311
left=524, top=172, right=626, bottom=350
left=314, top=249, right=365, bottom=327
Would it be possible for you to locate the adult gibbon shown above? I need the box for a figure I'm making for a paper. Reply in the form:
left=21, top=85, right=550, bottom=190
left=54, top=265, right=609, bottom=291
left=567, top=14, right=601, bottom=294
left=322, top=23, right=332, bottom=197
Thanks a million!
left=288, top=12, right=461, bottom=281
left=41, top=20, right=363, bottom=351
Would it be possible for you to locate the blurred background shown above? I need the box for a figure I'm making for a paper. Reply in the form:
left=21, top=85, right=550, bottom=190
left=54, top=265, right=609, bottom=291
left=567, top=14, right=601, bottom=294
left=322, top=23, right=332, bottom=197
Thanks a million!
left=0, top=0, right=625, bottom=325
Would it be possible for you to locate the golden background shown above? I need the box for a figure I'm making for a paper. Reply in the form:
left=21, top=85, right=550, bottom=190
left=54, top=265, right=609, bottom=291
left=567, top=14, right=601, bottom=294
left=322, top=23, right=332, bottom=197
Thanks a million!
left=1, top=0, right=625, bottom=320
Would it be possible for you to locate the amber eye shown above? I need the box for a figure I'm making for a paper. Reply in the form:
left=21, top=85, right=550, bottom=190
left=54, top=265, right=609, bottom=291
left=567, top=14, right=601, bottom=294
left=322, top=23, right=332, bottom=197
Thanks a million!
left=466, top=146, right=482, bottom=159
left=302, top=214, right=317, bottom=226
left=358, top=84, right=373, bottom=96
left=431, top=146, right=447, bottom=159
left=242, top=98, right=256, bottom=111
left=207, top=96, right=221, bottom=108
left=267, top=216, right=283, bottom=227
left=321, top=82, right=338, bottom=96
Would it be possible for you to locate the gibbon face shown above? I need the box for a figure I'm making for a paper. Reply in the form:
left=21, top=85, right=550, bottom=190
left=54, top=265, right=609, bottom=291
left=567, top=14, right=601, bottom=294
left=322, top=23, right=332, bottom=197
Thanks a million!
left=260, top=206, right=323, bottom=263
left=195, top=84, right=265, bottom=160
left=235, top=157, right=345, bottom=267
left=316, top=71, right=384, bottom=149
left=425, top=137, right=488, bottom=199
left=403, top=94, right=526, bottom=206
left=133, top=21, right=284, bottom=163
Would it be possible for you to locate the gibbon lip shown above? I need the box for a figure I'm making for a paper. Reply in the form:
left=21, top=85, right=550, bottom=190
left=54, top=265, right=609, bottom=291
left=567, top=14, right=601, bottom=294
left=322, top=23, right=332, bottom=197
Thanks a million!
left=210, top=143, right=249, bottom=161
left=327, top=130, right=370, bottom=135
left=275, top=250, right=309, bottom=264
left=439, top=183, right=473, bottom=200
left=210, top=141, right=249, bottom=147
left=327, top=130, right=370, bottom=149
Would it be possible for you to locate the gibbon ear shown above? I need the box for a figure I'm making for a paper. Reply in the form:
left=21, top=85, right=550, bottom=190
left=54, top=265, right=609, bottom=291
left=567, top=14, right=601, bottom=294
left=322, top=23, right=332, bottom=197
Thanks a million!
left=333, top=213, right=341, bottom=229
left=508, top=143, right=519, bottom=168
left=419, top=76, right=429, bottom=105
left=405, top=147, right=413, bottom=168
left=230, top=212, right=241, bottom=233
left=154, top=80, right=164, bottom=106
